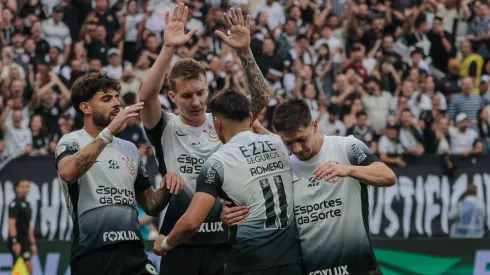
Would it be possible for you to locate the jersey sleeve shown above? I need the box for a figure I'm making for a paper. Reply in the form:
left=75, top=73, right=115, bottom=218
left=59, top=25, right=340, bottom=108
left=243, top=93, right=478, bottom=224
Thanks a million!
left=55, top=134, right=81, bottom=170
left=195, top=156, right=225, bottom=198
left=8, top=200, right=19, bottom=218
left=143, top=109, right=172, bottom=147
left=345, top=135, right=380, bottom=166
left=135, top=157, right=152, bottom=193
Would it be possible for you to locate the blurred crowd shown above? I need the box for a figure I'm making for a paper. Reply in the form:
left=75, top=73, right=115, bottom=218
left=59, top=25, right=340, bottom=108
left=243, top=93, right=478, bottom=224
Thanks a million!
left=0, top=0, right=490, bottom=168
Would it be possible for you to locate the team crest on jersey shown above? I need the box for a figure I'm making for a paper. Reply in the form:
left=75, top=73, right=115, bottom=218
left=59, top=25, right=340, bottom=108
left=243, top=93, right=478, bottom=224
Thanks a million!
left=122, top=156, right=136, bottom=175
left=203, top=124, right=219, bottom=142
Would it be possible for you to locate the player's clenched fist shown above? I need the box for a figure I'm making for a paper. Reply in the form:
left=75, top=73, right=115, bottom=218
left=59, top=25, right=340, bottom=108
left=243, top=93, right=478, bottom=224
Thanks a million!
left=313, top=162, right=353, bottom=182
left=153, top=234, right=167, bottom=256
left=107, top=102, right=144, bottom=134
left=221, top=201, right=248, bottom=227
left=160, top=172, right=184, bottom=194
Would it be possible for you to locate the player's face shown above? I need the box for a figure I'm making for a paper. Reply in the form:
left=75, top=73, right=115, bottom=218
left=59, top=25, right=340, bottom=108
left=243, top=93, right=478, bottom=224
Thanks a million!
left=170, top=78, right=209, bottom=124
left=278, top=122, right=318, bottom=161
left=89, top=89, right=121, bottom=128
left=16, top=180, right=30, bottom=199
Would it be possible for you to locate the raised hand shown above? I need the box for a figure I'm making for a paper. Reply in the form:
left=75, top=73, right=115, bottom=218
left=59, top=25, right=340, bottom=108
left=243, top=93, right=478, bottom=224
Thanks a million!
left=215, top=8, right=251, bottom=52
left=160, top=172, right=184, bottom=194
left=163, top=3, right=198, bottom=48
left=107, top=102, right=144, bottom=134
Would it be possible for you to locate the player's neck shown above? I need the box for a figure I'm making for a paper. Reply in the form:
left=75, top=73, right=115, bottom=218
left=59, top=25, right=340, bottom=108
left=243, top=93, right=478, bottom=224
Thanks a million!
left=83, top=119, right=103, bottom=138
left=309, top=134, right=324, bottom=160
left=222, top=124, right=250, bottom=144
left=179, top=113, right=207, bottom=127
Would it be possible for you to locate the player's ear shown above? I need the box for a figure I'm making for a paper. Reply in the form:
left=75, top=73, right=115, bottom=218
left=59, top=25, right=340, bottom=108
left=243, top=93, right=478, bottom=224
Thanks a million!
left=312, top=120, right=318, bottom=134
left=248, top=111, right=253, bottom=124
left=168, top=91, right=177, bottom=103
left=79, top=102, right=91, bottom=115
left=213, top=116, right=222, bottom=131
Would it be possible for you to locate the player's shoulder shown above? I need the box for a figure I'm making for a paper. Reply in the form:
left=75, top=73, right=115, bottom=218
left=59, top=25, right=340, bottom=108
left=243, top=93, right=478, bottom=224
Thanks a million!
left=9, top=198, right=19, bottom=208
left=113, top=137, right=139, bottom=155
left=58, top=130, right=84, bottom=144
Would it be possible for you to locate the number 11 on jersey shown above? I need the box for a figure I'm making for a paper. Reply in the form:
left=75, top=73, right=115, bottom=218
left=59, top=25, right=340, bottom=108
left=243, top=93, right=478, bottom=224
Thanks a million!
left=258, top=175, right=289, bottom=230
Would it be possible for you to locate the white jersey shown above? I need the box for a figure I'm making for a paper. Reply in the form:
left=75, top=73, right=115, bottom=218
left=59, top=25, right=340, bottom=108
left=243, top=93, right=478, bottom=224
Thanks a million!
left=195, top=131, right=302, bottom=273
left=145, top=111, right=226, bottom=244
left=291, top=135, right=381, bottom=275
left=55, top=129, right=151, bottom=259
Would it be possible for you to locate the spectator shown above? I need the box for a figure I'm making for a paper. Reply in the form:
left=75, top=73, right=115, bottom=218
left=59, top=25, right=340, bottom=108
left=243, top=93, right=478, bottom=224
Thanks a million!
left=362, top=76, right=394, bottom=133
left=449, top=113, right=483, bottom=156
left=399, top=108, right=425, bottom=157
left=102, top=48, right=124, bottom=80
left=0, top=105, right=32, bottom=158
left=29, top=114, right=49, bottom=156
left=121, top=0, right=144, bottom=65
left=459, top=40, right=484, bottom=91
left=42, top=5, right=72, bottom=64
left=318, top=104, right=346, bottom=136
left=378, top=122, right=406, bottom=166
left=448, top=76, right=484, bottom=122
left=253, top=0, right=286, bottom=30
left=449, top=183, right=485, bottom=238
left=30, top=21, right=50, bottom=60
left=346, top=111, right=377, bottom=153
left=476, top=108, right=490, bottom=152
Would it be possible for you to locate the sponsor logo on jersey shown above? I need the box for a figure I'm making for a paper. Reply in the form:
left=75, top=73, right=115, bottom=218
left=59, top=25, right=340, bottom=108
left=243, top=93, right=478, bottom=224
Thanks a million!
left=96, top=186, right=136, bottom=206
left=56, top=145, right=67, bottom=156
left=139, top=159, right=149, bottom=177
left=176, top=131, right=188, bottom=136
left=203, top=124, right=220, bottom=142
left=309, top=265, right=349, bottom=275
left=177, top=154, right=205, bottom=174
left=350, top=144, right=367, bottom=164
left=108, top=160, right=119, bottom=169
left=294, top=198, right=343, bottom=225
left=250, top=161, right=284, bottom=176
left=308, top=176, right=320, bottom=187
left=122, top=156, right=136, bottom=175
left=197, top=222, right=224, bottom=233
left=102, top=230, right=139, bottom=242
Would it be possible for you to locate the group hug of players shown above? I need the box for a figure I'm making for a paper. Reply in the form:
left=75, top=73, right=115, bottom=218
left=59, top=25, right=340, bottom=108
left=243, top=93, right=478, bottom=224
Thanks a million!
left=49, top=3, right=397, bottom=275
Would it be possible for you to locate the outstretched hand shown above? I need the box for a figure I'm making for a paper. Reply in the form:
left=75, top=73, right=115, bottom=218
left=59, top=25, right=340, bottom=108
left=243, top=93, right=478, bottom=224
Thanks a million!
left=215, top=8, right=251, bottom=52
left=163, top=3, right=198, bottom=48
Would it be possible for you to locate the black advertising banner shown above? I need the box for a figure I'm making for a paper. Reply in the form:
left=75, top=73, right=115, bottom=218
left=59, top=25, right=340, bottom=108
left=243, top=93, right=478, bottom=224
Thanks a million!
left=369, top=156, right=490, bottom=238
left=0, top=155, right=489, bottom=241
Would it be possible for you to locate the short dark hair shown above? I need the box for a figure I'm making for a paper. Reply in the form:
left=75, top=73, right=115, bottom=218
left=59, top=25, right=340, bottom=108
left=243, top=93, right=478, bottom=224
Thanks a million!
left=356, top=111, right=367, bottom=119
left=207, top=89, right=250, bottom=121
left=71, top=72, right=121, bottom=115
left=327, top=104, right=341, bottom=115
left=273, top=98, right=312, bottom=132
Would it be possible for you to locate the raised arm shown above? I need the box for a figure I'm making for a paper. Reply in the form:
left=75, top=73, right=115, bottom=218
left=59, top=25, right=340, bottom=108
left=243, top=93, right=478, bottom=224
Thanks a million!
left=139, top=3, right=197, bottom=129
left=215, top=8, right=270, bottom=121
left=56, top=103, right=143, bottom=183
left=153, top=158, right=224, bottom=255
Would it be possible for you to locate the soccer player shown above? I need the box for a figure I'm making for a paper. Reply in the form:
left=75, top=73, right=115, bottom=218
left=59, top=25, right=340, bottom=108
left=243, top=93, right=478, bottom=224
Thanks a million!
left=222, top=99, right=397, bottom=275
left=153, top=90, right=303, bottom=275
left=8, top=179, right=36, bottom=274
left=139, top=5, right=270, bottom=275
left=55, top=73, right=183, bottom=275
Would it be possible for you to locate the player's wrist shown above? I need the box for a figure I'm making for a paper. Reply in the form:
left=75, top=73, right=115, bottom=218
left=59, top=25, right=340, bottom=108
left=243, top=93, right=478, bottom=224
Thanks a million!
left=98, top=127, right=114, bottom=143
left=161, top=236, right=173, bottom=251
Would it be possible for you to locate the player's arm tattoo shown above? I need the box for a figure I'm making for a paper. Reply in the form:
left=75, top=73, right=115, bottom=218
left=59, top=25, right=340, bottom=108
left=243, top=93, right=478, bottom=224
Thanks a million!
left=237, top=49, right=270, bottom=120
left=59, top=138, right=108, bottom=183
left=141, top=188, right=172, bottom=217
